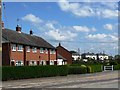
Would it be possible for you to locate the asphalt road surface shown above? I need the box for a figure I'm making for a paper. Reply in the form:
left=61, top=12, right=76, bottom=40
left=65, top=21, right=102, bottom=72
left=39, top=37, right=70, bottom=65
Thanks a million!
left=2, top=70, right=120, bottom=89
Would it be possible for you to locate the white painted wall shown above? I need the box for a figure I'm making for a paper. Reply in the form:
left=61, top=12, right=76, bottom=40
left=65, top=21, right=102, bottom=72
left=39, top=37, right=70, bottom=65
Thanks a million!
left=86, top=55, right=97, bottom=60
left=98, top=55, right=109, bottom=60
left=57, top=59, right=66, bottom=65
left=72, top=55, right=81, bottom=60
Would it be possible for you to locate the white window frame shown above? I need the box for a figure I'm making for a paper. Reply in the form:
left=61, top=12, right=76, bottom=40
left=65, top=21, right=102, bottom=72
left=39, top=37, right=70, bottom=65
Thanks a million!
left=40, top=48, right=44, bottom=53
left=53, top=50, right=56, bottom=54
left=11, top=44, right=16, bottom=51
left=40, top=60, right=46, bottom=65
left=50, top=49, right=56, bottom=54
left=26, top=46, right=30, bottom=52
left=17, top=45, right=23, bottom=52
left=29, top=60, right=37, bottom=66
left=32, top=47, right=37, bottom=53
left=15, top=60, right=23, bottom=66
left=50, top=60, right=54, bottom=65
left=45, top=48, right=48, bottom=54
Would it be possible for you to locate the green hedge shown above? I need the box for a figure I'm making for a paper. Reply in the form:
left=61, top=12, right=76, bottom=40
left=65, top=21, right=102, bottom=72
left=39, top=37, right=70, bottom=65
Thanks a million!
left=88, top=65, right=102, bottom=73
left=68, top=66, right=87, bottom=74
left=2, top=65, right=68, bottom=81
left=2, top=64, right=105, bottom=81
left=114, top=64, right=120, bottom=70
left=70, top=64, right=102, bottom=73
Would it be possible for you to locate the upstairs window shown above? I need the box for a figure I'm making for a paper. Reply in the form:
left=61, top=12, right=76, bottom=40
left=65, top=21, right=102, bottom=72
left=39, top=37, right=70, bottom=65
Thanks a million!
left=32, top=47, right=37, bottom=53
left=50, top=49, right=56, bottom=54
left=26, top=46, right=30, bottom=52
left=45, top=48, right=48, bottom=54
left=40, top=48, right=44, bottom=53
left=11, top=44, right=16, bottom=51
left=17, top=45, right=23, bottom=52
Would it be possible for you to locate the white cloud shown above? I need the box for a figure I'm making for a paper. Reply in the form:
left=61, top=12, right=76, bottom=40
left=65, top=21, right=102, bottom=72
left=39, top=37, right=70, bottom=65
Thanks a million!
left=73, top=25, right=96, bottom=32
left=108, top=34, right=118, bottom=41
left=86, top=33, right=107, bottom=40
left=103, top=24, right=113, bottom=30
left=101, top=9, right=118, bottom=18
left=45, top=23, right=55, bottom=30
left=86, top=33, right=118, bottom=42
left=22, top=14, right=43, bottom=24
left=45, top=29, right=77, bottom=41
left=58, top=1, right=118, bottom=18
left=58, top=1, right=94, bottom=17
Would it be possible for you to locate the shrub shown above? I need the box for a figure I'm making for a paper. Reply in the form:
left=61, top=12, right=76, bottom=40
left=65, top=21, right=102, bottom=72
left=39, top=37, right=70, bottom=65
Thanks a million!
left=89, top=65, right=102, bottom=73
left=2, top=65, right=68, bottom=81
left=81, top=65, right=86, bottom=68
left=68, top=66, right=87, bottom=74
left=114, top=64, right=120, bottom=70
left=86, top=66, right=92, bottom=73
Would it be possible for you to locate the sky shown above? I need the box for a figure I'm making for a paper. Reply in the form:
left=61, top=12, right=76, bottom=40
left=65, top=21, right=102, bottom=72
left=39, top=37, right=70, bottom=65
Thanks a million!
left=2, top=1, right=118, bottom=56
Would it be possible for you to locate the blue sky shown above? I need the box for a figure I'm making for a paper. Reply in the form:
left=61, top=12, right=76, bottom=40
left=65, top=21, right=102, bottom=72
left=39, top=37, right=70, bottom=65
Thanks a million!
left=2, top=1, right=118, bottom=56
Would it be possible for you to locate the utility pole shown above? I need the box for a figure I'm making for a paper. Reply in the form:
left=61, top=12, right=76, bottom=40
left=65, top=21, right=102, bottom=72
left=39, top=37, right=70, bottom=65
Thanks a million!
left=0, top=0, right=2, bottom=65
left=0, top=0, right=2, bottom=88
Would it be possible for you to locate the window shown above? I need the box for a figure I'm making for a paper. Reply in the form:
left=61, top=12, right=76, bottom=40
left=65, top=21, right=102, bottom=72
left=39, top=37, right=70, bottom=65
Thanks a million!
left=17, top=45, right=23, bottom=52
left=45, top=48, right=48, bottom=54
left=26, top=46, right=30, bottom=52
left=29, top=60, right=37, bottom=66
left=40, top=48, right=44, bottom=53
left=32, top=47, right=37, bottom=53
left=11, top=60, right=15, bottom=66
left=11, top=44, right=16, bottom=51
left=50, top=60, right=54, bottom=65
left=15, top=60, right=23, bottom=66
left=50, top=49, right=56, bottom=54
left=40, top=60, right=46, bottom=65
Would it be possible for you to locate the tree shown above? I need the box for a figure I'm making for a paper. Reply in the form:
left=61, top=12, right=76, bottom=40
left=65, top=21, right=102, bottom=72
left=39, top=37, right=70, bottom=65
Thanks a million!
left=114, top=55, right=120, bottom=64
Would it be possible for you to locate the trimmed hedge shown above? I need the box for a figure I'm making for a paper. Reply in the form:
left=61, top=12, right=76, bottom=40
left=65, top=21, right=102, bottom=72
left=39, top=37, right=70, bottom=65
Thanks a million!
left=114, top=64, right=120, bottom=70
left=2, top=64, right=107, bottom=81
left=70, top=64, right=102, bottom=73
left=88, top=65, right=102, bottom=73
left=2, top=65, right=68, bottom=81
left=68, top=66, right=87, bottom=74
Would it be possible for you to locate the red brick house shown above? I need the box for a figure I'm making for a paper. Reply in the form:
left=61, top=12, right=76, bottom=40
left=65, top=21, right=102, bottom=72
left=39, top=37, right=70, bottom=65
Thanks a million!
left=2, top=25, right=57, bottom=66
left=56, top=43, right=72, bottom=64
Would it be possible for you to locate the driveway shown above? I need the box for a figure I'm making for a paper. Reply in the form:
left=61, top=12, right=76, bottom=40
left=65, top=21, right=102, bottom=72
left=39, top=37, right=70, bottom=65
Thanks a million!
left=2, top=70, right=119, bottom=89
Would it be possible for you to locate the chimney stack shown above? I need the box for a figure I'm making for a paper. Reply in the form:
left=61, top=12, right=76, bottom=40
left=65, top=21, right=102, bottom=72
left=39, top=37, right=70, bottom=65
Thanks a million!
left=59, top=43, right=61, bottom=46
left=2, top=21, right=4, bottom=29
left=16, top=25, right=21, bottom=33
left=30, top=29, right=33, bottom=35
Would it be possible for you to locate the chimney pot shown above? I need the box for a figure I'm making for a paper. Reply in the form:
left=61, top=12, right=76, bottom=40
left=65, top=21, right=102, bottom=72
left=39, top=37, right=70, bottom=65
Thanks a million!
left=59, top=43, right=61, bottom=46
left=30, top=29, right=33, bottom=35
left=16, top=25, right=21, bottom=33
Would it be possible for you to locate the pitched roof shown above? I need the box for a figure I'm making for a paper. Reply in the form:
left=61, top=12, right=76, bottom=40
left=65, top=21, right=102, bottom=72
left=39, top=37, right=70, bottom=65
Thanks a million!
left=96, top=53, right=108, bottom=56
left=56, top=45, right=71, bottom=55
left=70, top=51, right=80, bottom=55
left=2, top=29, right=55, bottom=49
left=57, top=54, right=67, bottom=60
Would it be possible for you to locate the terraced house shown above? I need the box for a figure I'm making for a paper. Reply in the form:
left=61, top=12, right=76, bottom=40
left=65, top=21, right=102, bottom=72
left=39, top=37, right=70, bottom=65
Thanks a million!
left=2, top=23, right=57, bottom=66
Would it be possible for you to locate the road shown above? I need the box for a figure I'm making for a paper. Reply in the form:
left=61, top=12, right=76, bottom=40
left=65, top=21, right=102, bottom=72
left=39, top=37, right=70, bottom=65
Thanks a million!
left=2, top=70, right=120, bottom=89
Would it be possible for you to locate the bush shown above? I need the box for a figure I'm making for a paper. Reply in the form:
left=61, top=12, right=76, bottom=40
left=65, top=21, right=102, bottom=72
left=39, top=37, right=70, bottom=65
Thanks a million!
left=68, top=66, right=87, bottom=74
left=2, top=65, right=68, bottom=81
left=89, top=65, right=102, bottom=73
left=114, top=64, right=120, bottom=70
left=86, top=66, right=92, bottom=73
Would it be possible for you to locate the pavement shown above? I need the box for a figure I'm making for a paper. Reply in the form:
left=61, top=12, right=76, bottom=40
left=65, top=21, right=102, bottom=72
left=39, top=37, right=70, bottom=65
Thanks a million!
left=2, top=70, right=120, bottom=89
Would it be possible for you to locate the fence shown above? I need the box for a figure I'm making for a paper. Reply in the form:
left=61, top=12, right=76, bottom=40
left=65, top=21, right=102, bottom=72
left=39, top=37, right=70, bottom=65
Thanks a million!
left=103, top=65, right=113, bottom=71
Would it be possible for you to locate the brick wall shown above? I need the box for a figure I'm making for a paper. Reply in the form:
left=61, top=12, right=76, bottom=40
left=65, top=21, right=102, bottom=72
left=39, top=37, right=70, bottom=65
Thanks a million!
left=2, top=43, right=57, bottom=66
left=57, top=46, right=72, bottom=64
